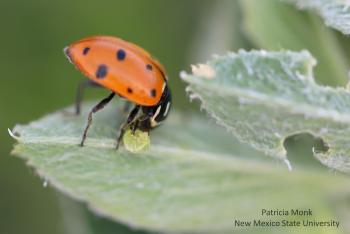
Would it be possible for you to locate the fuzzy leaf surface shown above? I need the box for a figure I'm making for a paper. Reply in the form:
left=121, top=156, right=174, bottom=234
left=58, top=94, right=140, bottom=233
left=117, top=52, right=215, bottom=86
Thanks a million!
left=182, top=50, right=350, bottom=174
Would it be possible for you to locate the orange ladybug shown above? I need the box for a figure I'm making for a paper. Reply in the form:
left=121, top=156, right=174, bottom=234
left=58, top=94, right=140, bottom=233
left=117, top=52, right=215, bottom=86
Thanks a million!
left=64, top=36, right=171, bottom=149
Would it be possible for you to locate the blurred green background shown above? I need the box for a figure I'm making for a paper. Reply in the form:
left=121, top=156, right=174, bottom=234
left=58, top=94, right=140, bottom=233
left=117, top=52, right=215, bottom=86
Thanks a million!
left=0, top=0, right=349, bottom=233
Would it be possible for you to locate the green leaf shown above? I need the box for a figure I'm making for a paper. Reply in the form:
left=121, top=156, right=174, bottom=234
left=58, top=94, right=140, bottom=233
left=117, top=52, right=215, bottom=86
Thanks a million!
left=284, top=0, right=350, bottom=35
left=181, top=50, right=350, bottom=174
left=240, top=0, right=349, bottom=86
left=10, top=101, right=350, bottom=233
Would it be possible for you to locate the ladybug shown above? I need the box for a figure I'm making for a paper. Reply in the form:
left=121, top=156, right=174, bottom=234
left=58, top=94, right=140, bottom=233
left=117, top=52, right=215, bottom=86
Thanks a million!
left=64, top=36, right=171, bottom=149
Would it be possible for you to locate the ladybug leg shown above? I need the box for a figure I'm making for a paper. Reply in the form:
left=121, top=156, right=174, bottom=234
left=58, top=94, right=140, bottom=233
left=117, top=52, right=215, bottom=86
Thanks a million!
left=131, top=120, right=139, bottom=133
left=123, top=101, right=132, bottom=113
left=116, top=105, right=140, bottom=149
left=131, top=115, right=149, bottom=134
left=80, top=92, right=115, bottom=147
left=75, top=80, right=101, bottom=115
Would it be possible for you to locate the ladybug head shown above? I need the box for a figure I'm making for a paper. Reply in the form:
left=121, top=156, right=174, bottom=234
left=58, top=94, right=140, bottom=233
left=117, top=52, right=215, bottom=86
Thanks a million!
left=142, top=83, right=171, bottom=128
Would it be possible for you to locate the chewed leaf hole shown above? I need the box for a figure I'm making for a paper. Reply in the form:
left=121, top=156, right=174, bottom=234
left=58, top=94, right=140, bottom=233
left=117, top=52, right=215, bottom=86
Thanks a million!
left=284, top=133, right=329, bottom=170
left=182, top=50, right=350, bottom=173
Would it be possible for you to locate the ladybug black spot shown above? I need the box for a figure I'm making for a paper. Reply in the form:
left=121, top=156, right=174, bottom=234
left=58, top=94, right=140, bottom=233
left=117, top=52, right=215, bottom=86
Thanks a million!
left=127, top=87, right=133, bottom=94
left=83, top=47, right=90, bottom=55
left=146, top=64, right=153, bottom=71
left=150, top=89, right=157, bottom=97
left=96, top=64, right=108, bottom=79
left=116, top=49, right=126, bottom=61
